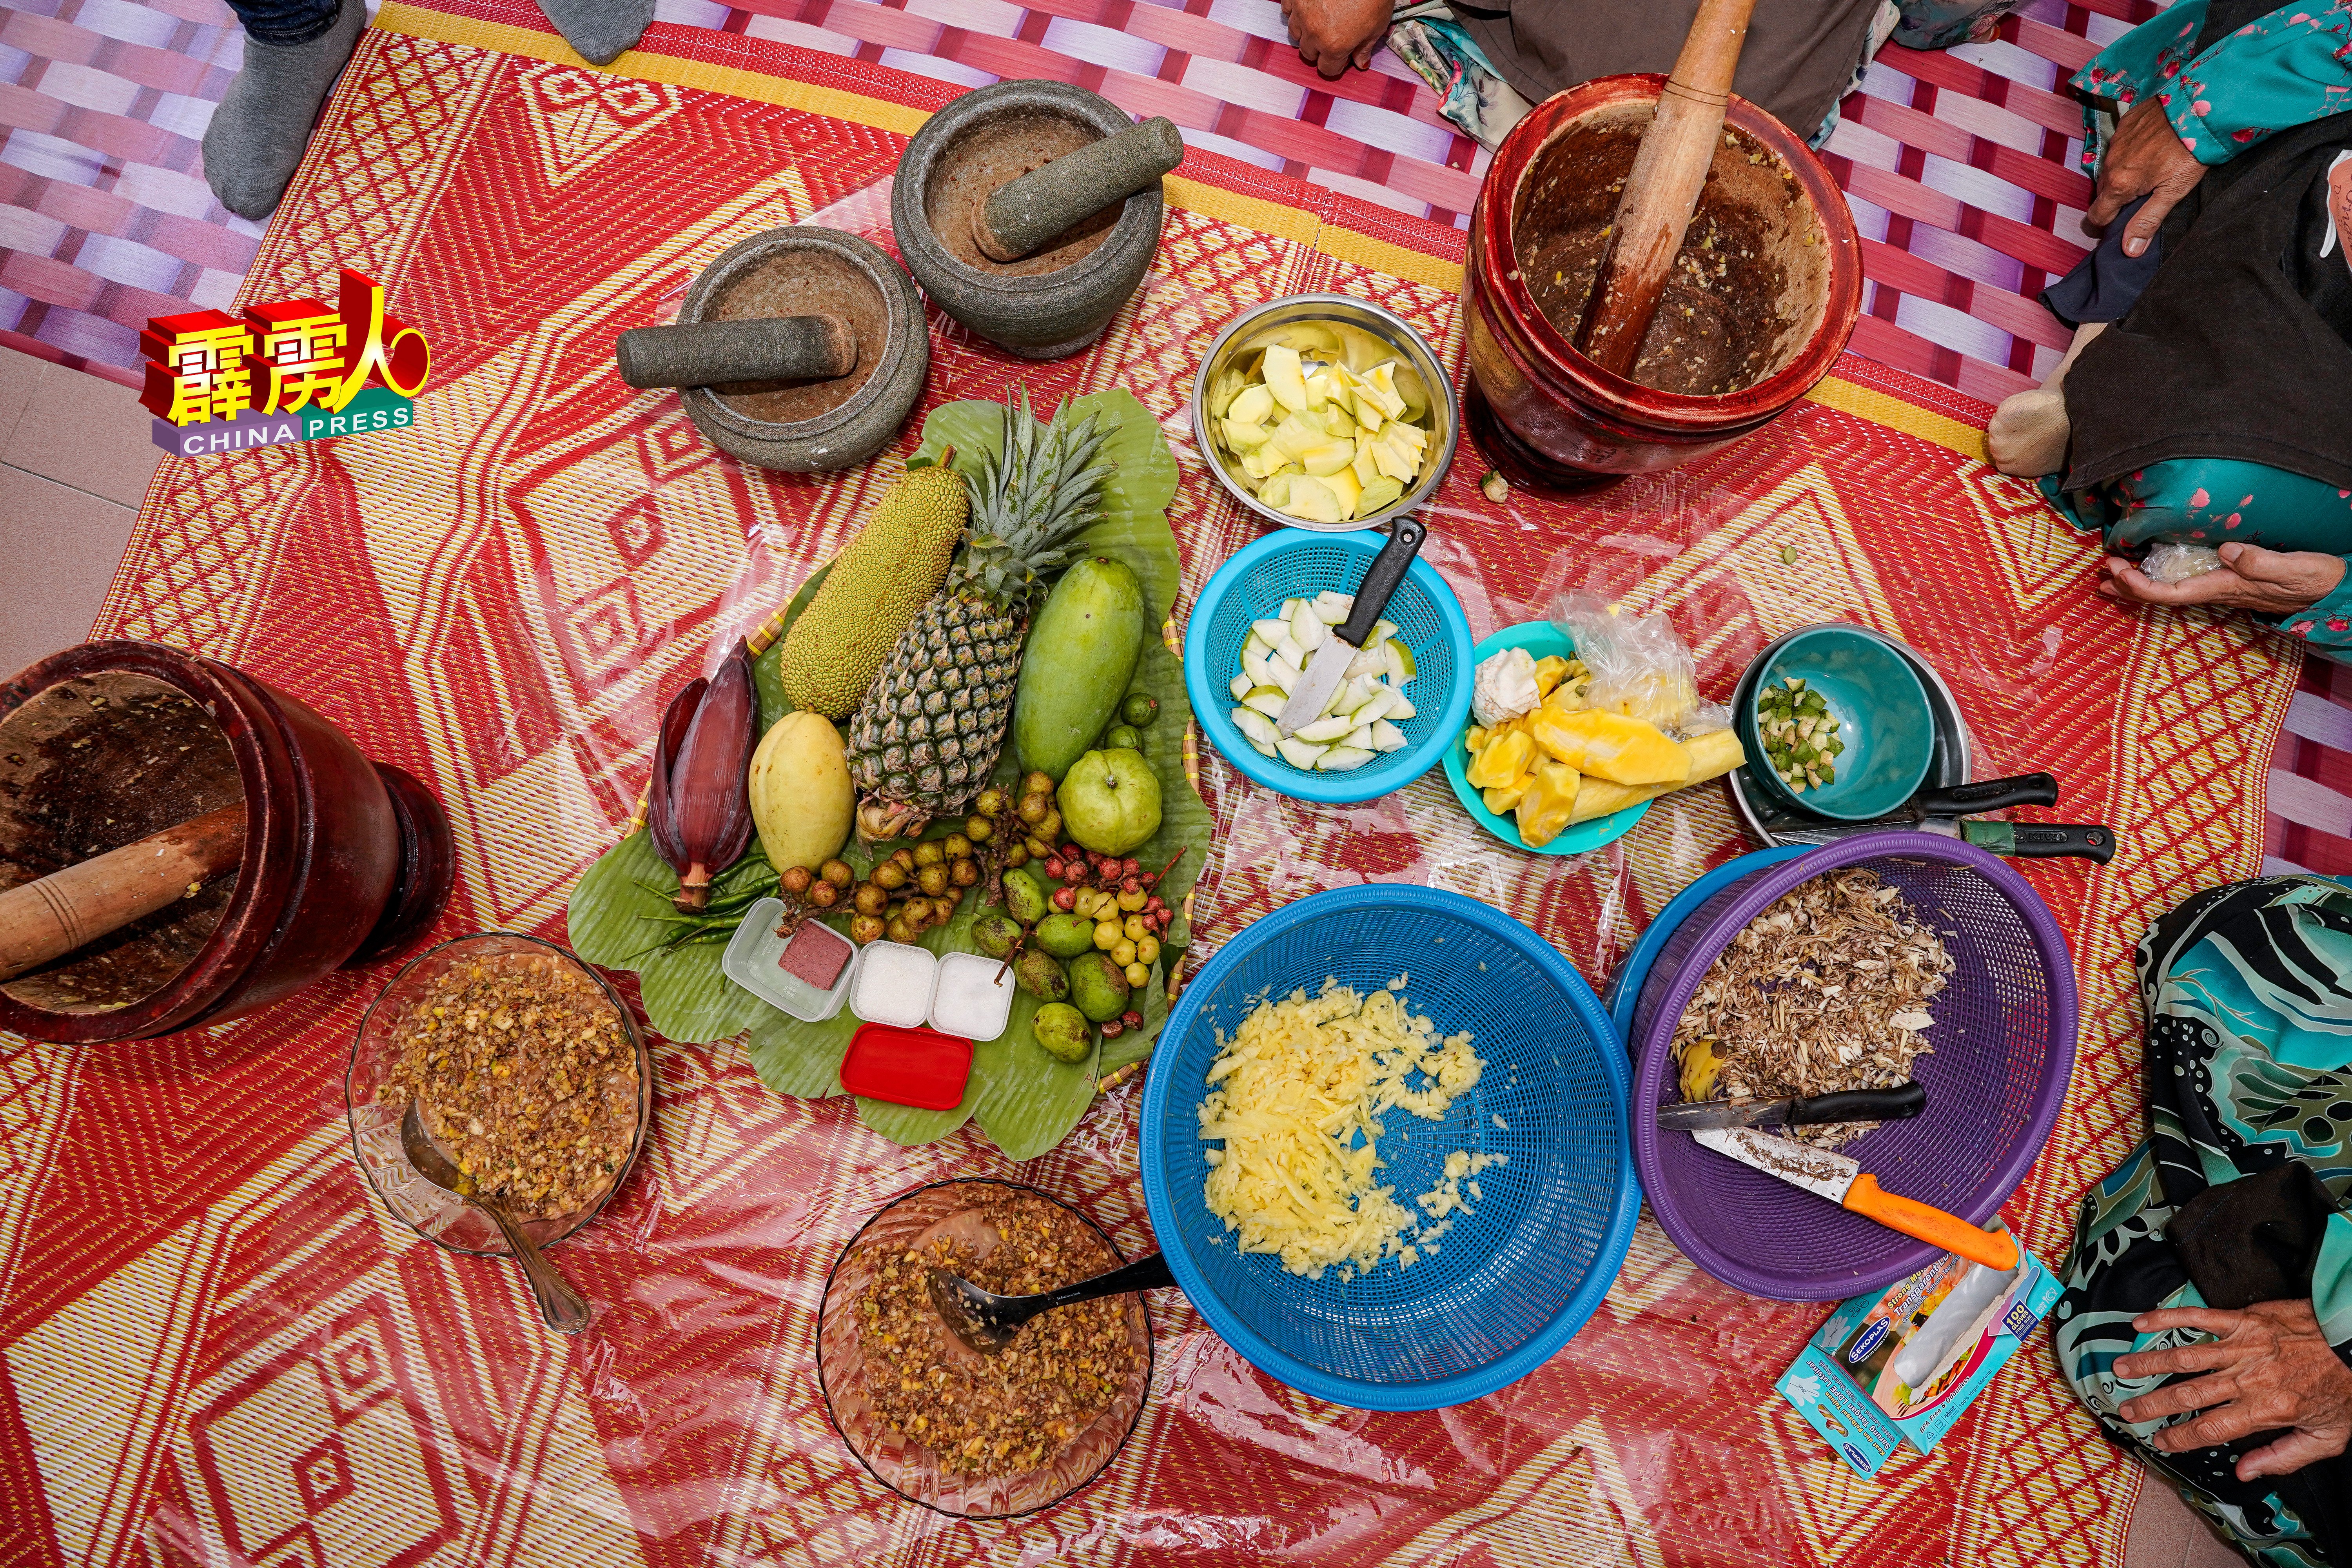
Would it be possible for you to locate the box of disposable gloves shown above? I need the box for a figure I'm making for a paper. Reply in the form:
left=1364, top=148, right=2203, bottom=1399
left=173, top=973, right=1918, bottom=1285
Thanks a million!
left=1775, top=1224, right=2060, bottom=1479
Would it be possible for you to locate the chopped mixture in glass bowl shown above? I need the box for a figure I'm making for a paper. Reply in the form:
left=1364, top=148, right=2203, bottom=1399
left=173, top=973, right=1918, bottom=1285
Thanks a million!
left=380, top=945, right=641, bottom=1220
left=818, top=1180, right=1153, bottom=1517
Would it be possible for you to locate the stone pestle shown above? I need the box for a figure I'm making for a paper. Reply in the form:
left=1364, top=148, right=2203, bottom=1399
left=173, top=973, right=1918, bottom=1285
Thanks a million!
left=615, top=314, right=858, bottom=389
left=973, top=116, right=1185, bottom=264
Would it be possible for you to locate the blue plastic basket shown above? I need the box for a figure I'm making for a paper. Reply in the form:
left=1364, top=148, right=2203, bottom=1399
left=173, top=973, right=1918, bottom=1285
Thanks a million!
left=1139, top=884, right=1637, bottom=1410
left=1184, top=528, right=1474, bottom=804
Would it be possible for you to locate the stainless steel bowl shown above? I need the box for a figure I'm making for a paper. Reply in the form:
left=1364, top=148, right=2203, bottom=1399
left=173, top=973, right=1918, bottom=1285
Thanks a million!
left=1190, top=294, right=1459, bottom=532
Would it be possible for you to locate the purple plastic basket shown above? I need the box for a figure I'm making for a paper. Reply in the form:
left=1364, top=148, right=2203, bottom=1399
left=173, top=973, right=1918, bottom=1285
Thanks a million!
left=1630, top=831, right=2076, bottom=1301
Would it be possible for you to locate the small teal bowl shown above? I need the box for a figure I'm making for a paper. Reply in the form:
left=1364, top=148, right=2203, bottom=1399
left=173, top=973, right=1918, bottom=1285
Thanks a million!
left=1439, top=621, right=1650, bottom=855
left=1185, top=527, right=1474, bottom=805
left=1737, top=625, right=1935, bottom=822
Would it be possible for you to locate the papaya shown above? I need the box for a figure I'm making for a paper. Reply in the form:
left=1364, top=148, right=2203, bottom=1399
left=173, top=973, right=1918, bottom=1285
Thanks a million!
left=747, top=711, right=853, bottom=870
left=1564, top=729, right=1746, bottom=824
left=1465, top=728, right=1533, bottom=791
left=1527, top=708, right=1691, bottom=786
left=1012, top=555, right=1147, bottom=782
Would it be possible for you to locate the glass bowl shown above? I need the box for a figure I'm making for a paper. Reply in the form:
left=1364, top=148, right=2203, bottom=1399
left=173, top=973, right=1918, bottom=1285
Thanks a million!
left=344, top=931, right=652, bottom=1256
left=816, top=1179, right=1154, bottom=1518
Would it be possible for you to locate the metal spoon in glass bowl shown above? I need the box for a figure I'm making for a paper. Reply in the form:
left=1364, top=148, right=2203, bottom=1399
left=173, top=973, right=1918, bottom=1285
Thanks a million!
left=928, top=1252, right=1175, bottom=1356
left=400, top=1099, right=591, bottom=1334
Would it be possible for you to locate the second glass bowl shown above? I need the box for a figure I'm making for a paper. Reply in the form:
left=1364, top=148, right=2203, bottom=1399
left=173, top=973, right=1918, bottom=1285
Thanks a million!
left=344, top=930, right=652, bottom=1256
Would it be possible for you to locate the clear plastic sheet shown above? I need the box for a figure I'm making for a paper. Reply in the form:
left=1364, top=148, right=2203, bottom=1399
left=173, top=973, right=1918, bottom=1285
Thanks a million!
left=2141, top=541, right=2224, bottom=583
left=52, top=122, right=2290, bottom=1568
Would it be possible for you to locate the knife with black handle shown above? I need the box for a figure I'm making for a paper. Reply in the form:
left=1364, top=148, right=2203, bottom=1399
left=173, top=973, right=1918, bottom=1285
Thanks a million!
left=1911, top=773, right=2058, bottom=817
left=1956, top=820, right=2116, bottom=864
left=1655, top=1082, right=1927, bottom=1131
left=1274, top=517, right=1427, bottom=736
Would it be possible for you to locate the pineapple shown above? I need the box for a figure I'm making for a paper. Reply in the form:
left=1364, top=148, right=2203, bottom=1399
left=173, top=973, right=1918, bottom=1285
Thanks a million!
left=847, top=394, right=1113, bottom=840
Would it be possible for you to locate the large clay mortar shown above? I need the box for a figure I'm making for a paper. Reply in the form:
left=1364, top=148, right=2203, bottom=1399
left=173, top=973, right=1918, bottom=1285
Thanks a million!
left=1464, top=75, right=1862, bottom=490
left=893, top=81, right=1165, bottom=359
left=0, top=641, right=454, bottom=1044
left=675, top=227, right=928, bottom=472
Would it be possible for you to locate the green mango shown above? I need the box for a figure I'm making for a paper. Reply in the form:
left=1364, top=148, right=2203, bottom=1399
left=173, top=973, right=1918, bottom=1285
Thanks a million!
left=1013, top=555, right=1145, bottom=782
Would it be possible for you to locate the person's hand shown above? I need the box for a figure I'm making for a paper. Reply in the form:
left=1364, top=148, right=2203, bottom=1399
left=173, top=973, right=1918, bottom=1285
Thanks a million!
left=1282, top=0, right=1391, bottom=78
left=2115, top=1301, right=2352, bottom=1481
left=2086, top=97, right=2208, bottom=258
left=2098, top=542, right=2347, bottom=616
left=2331, top=158, right=2351, bottom=280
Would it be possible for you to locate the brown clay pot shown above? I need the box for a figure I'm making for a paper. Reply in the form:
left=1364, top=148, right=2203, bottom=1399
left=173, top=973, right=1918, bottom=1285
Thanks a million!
left=1463, top=74, right=1864, bottom=490
left=0, top=641, right=453, bottom=1044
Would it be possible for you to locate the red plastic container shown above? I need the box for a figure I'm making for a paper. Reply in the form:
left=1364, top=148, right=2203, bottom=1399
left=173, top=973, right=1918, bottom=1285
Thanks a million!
left=840, top=1024, right=973, bottom=1110
left=1463, top=74, right=1863, bottom=490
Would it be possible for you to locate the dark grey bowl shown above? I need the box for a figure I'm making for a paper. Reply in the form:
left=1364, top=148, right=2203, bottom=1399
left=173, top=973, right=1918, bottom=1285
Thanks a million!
left=677, top=227, right=928, bottom=472
left=893, top=80, right=1162, bottom=360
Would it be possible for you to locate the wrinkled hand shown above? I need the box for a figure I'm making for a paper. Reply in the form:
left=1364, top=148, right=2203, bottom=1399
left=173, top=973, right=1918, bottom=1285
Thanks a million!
left=2116, top=1301, right=2352, bottom=1482
left=1282, top=0, right=1392, bottom=78
left=2099, top=542, right=2347, bottom=616
left=2085, top=97, right=2208, bottom=258
left=2332, top=160, right=2352, bottom=280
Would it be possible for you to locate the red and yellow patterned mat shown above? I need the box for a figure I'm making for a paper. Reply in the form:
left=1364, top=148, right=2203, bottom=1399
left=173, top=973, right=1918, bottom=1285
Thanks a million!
left=3, top=6, right=2302, bottom=1564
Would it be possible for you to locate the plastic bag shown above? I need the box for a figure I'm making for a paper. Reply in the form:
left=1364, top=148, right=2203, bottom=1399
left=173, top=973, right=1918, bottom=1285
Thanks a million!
left=1548, top=590, right=1731, bottom=737
left=2142, top=542, right=2224, bottom=583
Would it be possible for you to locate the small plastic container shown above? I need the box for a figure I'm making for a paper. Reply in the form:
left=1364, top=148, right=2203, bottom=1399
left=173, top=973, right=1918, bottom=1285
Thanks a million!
left=721, top=898, right=859, bottom=1022
left=928, top=951, right=1016, bottom=1042
left=840, top=1024, right=973, bottom=1109
left=849, top=939, right=938, bottom=1029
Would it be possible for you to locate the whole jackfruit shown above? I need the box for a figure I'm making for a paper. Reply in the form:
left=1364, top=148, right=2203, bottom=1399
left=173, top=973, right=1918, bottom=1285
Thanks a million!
left=778, top=461, right=969, bottom=719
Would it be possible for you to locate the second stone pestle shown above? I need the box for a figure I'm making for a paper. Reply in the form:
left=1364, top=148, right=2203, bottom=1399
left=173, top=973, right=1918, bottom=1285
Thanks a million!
left=973, top=116, right=1185, bottom=264
left=615, top=314, right=858, bottom=389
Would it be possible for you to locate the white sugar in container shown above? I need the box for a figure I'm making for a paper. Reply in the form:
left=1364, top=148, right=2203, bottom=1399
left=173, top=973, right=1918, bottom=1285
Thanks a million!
left=928, top=951, right=1015, bottom=1042
left=849, top=939, right=938, bottom=1029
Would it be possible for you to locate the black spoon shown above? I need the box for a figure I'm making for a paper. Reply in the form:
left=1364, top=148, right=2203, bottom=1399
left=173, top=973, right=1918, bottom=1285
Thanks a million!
left=928, top=1252, right=1176, bottom=1355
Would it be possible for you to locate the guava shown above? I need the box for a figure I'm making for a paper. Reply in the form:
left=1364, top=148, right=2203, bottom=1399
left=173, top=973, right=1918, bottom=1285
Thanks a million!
left=1033, top=1002, right=1093, bottom=1063
left=1057, top=748, right=1162, bottom=855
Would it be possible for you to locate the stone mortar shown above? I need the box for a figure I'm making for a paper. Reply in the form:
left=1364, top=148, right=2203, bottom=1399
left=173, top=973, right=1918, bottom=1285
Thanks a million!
left=893, top=80, right=1164, bottom=360
left=676, top=227, right=928, bottom=473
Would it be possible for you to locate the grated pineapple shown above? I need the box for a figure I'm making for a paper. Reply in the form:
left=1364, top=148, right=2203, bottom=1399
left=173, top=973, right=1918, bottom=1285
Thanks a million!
left=1197, top=980, right=1485, bottom=1280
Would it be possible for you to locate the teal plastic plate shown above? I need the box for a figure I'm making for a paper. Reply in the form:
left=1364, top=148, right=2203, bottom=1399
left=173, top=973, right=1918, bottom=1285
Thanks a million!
left=1439, top=622, right=1653, bottom=856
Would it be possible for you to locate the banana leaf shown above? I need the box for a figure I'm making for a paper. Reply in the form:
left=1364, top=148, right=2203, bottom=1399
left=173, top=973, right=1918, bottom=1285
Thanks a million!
left=566, top=833, right=777, bottom=1044
left=564, top=389, right=1210, bottom=1157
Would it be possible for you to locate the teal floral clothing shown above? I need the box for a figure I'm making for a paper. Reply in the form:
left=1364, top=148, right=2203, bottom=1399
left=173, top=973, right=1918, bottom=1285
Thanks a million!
left=2057, top=2, right=2352, bottom=664
left=2055, top=876, right=2352, bottom=1566
left=2040, top=459, right=2352, bottom=662
left=2074, top=0, right=2352, bottom=170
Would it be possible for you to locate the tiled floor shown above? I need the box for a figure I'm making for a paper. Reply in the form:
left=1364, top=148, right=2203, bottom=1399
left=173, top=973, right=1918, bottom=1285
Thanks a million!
left=0, top=344, right=159, bottom=677
left=2126, top=1476, right=2243, bottom=1568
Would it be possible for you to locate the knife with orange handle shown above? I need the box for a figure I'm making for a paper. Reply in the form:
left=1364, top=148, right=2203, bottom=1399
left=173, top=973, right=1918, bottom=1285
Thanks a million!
left=1693, top=1126, right=2020, bottom=1274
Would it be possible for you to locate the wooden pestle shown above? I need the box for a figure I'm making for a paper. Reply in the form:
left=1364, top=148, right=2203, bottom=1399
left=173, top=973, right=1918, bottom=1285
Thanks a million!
left=0, top=804, right=245, bottom=982
left=973, top=116, right=1185, bottom=263
left=1570, top=0, right=1761, bottom=378
left=615, top=314, right=858, bottom=389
